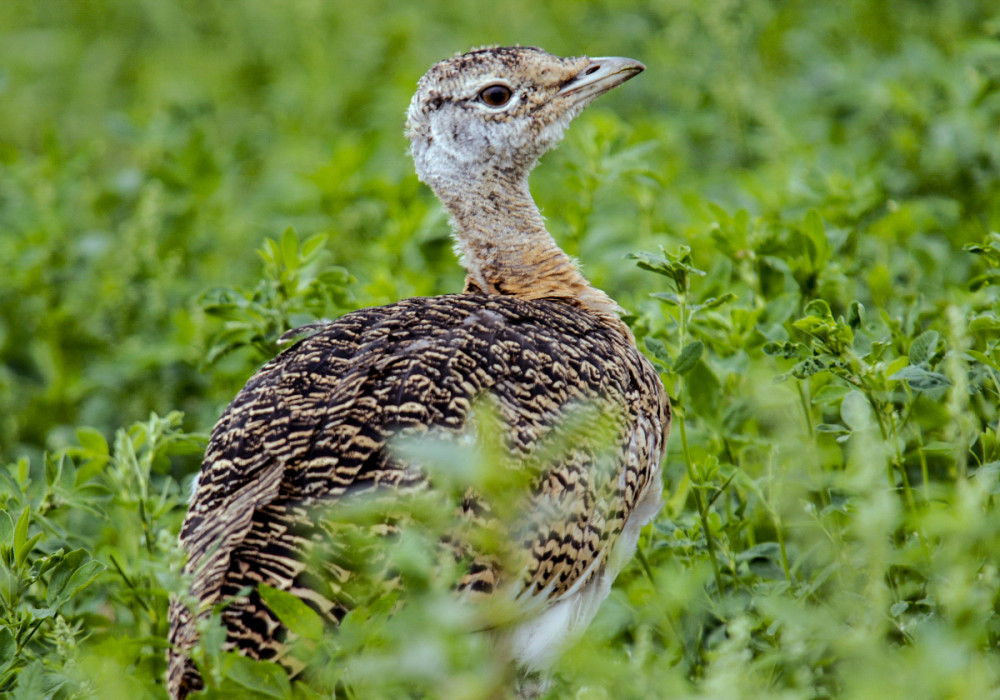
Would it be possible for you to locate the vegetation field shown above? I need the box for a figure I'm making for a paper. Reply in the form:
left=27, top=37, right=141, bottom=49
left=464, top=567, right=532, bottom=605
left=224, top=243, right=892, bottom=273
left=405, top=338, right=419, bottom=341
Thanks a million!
left=2, top=1, right=1000, bottom=698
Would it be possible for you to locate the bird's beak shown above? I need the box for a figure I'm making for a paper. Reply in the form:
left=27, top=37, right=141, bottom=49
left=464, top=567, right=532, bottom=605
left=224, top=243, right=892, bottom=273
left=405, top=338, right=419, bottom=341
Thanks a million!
left=556, top=56, right=645, bottom=104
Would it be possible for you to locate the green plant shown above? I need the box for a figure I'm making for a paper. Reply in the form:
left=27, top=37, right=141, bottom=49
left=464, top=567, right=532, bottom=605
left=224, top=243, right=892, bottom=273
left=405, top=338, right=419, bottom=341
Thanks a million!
left=2, top=0, right=999, bottom=697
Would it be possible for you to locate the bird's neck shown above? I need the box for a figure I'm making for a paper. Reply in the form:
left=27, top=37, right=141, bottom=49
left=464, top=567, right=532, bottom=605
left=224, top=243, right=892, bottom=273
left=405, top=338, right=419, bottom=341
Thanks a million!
left=433, top=172, right=622, bottom=319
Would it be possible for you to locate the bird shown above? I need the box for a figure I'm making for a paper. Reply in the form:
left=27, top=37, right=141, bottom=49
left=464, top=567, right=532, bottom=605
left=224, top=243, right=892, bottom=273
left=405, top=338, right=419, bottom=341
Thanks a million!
left=167, top=45, right=669, bottom=699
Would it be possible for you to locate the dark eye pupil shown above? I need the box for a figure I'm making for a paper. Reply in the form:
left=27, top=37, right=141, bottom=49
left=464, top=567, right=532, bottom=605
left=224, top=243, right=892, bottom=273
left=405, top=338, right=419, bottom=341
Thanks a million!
left=480, top=85, right=512, bottom=107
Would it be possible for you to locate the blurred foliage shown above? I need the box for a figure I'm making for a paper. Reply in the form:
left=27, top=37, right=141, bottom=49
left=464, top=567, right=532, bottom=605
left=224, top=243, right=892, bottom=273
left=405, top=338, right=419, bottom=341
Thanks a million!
left=2, top=0, right=1000, bottom=698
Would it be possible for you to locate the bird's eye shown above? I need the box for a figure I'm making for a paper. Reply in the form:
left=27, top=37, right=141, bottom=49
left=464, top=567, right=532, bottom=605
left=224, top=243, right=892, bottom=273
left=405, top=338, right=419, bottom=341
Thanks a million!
left=479, top=84, right=513, bottom=108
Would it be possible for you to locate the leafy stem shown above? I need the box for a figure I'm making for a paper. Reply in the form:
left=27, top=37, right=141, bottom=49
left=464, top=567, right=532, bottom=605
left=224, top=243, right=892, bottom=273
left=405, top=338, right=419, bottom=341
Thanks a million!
left=632, top=246, right=726, bottom=594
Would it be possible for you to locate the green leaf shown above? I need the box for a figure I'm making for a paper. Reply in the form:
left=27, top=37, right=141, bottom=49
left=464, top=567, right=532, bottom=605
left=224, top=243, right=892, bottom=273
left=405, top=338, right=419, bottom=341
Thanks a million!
left=11, top=660, right=45, bottom=700
left=258, top=584, right=325, bottom=643
left=630, top=247, right=705, bottom=293
left=793, top=300, right=852, bottom=353
left=840, top=391, right=872, bottom=432
left=672, top=341, right=704, bottom=375
left=0, top=512, right=13, bottom=552
left=300, top=232, right=328, bottom=259
left=921, top=441, right=956, bottom=453
left=846, top=301, right=865, bottom=330
left=28, top=606, right=56, bottom=621
left=280, top=227, right=299, bottom=268
left=47, top=549, right=106, bottom=607
left=697, top=292, right=738, bottom=311
left=969, top=314, right=1000, bottom=333
left=0, top=626, right=14, bottom=672
left=650, top=291, right=681, bottom=306
left=44, top=453, right=60, bottom=486
left=970, top=270, right=1000, bottom=290
left=736, top=541, right=783, bottom=562
left=777, top=356, right=829, bottom=381
left=76, top=427, right=109, bottom=456
left=643, top=337, right=672, bottom=366
left=908, top=330, right=939, bottom=366
left=967, top=349, right=1000, bottom=371
left=802, top=209, right=829, bottom=268
left=224, top=652, right=292, bottom=698
left=802, top=299, right=833, bottom=319
left=17, top=534, right=43, bottom=569
left=13, top=507, right=30, bottom=568
left=964, top=234, right=1000, bottom=259
left=811, top=383, right=851, bottom=405
left=973, top=462, right=1000, bottom=494
left=707, top=202, right=732, bottom=227
left=889, top=601, right=910, bottom=617
left=889, top=365, right=952, bottom=392
left=762, top=341, right=809, bottom=359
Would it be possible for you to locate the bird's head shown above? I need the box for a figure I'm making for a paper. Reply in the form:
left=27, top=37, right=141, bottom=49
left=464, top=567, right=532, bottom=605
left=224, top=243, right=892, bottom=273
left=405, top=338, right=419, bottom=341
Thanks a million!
left=406, top=46, right=644, bottom=190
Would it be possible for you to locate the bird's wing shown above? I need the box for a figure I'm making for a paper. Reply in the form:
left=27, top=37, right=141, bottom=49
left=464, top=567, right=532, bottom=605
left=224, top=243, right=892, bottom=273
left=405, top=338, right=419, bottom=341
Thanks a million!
left=482, top=308, right=667, bottom=605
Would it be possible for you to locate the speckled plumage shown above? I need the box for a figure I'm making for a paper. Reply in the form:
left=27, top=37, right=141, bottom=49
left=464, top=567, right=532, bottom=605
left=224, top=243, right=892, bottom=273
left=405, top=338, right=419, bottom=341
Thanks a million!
left=168, top=46, right=668, bottom=699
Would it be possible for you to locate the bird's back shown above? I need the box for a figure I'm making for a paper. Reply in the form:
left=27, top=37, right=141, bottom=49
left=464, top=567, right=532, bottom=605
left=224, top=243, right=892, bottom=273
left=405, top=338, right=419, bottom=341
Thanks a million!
left=167, top=293, right=667, bottom=697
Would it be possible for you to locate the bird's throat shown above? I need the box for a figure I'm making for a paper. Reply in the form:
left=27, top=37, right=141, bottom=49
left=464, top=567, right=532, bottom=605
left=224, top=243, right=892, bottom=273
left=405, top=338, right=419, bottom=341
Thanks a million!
left=433, top=174, right=621, bottom=318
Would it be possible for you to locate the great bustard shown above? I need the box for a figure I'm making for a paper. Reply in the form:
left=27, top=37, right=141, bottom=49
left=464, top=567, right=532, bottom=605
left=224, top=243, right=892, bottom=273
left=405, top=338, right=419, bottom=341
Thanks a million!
left=167, top=46, right=669, bottom=698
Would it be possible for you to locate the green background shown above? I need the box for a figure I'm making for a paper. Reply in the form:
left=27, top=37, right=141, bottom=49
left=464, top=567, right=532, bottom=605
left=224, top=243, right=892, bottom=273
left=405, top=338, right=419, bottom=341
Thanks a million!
left=1, top=1, right=999, bottom=698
